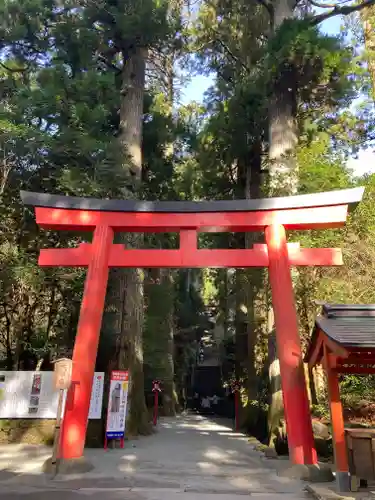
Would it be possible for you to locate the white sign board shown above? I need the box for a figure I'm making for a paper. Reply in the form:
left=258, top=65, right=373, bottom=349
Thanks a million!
left=0, top=371, right=104, bottom=419
left=105, top=370, right=129, bottom=439
left=87, top=372, right=105, bottom=419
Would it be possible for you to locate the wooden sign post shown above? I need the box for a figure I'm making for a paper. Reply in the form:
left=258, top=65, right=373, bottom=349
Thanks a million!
left=152, top=380, right=162, bottom=426
left=232, top=380, right=241, bottom=432
left=51, top=358, right=72, bottom=475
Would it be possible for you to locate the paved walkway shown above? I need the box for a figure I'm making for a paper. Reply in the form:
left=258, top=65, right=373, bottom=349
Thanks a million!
left=0, top=413, right=308, bottom=500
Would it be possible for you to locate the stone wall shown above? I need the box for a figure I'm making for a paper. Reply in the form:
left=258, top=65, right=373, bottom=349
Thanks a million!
left=0, top=419, right=104, bottom=447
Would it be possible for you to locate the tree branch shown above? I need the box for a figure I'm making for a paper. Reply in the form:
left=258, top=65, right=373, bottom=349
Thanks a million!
left=309, top=0, right=352, bottom=7
left=256, top=0, right=274, bottom=16
left=310, top=0, right=375, bottom=25
left=0, top=61, right=28, bottom=72
left=215, top=37, right=250, bottom=74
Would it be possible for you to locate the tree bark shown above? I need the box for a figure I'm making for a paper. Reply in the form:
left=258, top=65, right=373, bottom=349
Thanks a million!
left=102, top=46, right=151, bottom=436
left=235, top=266, right=248, bottom=381
left=267, top=312, right=283, bottom=447
left=143, top=42, right=177, bottom=415
left=144, top=268, right=177, bottom=416
left=244, top=142, right=267, bottom=433
left=120, top=47, right=150, bottom=435
left=160, top=270, right=177, bottom=416
left=268, top=0, right=298, bottom=194
left=267, top=0, right=299, bottom=445
left=245, top=141, right=263, bottom=404
left=234, top=140, right=264, bottom=428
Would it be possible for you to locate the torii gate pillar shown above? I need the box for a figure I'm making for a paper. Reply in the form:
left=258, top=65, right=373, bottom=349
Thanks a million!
left=266, top=224, right=316, bottom=464
left=60, top=225, right=114, bottom=460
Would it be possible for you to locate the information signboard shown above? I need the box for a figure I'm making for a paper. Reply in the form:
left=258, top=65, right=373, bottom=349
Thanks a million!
left=0, top=371, right=104, bottom=419
left=53, top=358, right=72, bottom=390
left=105, top=370, right=129, bottom=440
left=88, top=372, right=104, bottom=419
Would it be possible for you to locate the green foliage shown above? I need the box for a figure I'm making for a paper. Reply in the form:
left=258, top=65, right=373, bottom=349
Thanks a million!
left=144, top=272, right=175, bottom=382
left=311, top=404, right=330, bottom=420
left=297, top=135, right=353, bottom=194
left=339, top=374, right=375, bottom=413
left=0, top=0, right=180, bottom=377
left=266, top=19, right=355, bottom=109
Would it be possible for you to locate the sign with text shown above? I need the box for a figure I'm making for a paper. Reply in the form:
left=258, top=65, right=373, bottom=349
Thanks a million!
left=53, top=358, right=72, bottom=390
left=152, top=380, right=161, bottom=392
left=105, top=370, right=129, bottom=440
left=0, top=371, right=104, bottom=419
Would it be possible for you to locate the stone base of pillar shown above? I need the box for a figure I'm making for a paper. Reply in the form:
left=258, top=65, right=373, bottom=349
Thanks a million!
left=336, top=471, right=351, bottom=492
left=43, top=456, right=94, bottom=475
left=278, top=463, right=334, bottom=483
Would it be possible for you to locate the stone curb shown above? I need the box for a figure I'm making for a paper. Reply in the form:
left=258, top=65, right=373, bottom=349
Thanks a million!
left=245, top=436, right=277, bottom=458
left=245, top=435, right=336, bottom=485
left=304, top=484, right=355, bottom=500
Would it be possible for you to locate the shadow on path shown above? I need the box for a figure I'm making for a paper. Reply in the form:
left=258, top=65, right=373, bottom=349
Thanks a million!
left=0, top=413, right=307, bottom=499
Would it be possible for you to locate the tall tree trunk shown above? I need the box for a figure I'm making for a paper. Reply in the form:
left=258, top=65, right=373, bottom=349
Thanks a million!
left=299, top=272, right=318, bottom=405
left=102, top=46, right=150, bottom=436
left=164, top=270, right=177, bottom=415
left=267, top=307, right=283, bottom=445
left=144, top=269, right=177, bottom=415
left=235, top=266, right=248, bottom=381
left=267, top=0, right=299, bottom=445
left=120, top=47, right=150, bottom=435
left=235, top=141, right=263, bottom=428
left=143, top=45, right=177, bottom=415
left=1, top=303, right=13, bottom=370
left=361, top=5, right=375, bottom=100
left=245, top=142, right=264, bottom=403
left=160, top=50, right=177, bottom=416
left=243, top=142, right=267, bottom=433
left=268, top=0, right=298, bottom=193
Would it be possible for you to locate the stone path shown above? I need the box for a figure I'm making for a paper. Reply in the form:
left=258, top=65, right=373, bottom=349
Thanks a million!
left=0, top=413, right=309, bottom=499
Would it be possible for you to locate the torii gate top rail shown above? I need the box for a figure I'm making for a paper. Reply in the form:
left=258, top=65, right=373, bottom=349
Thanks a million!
left=21, top=187, right=364, bottom=233
left=21, top=187, right=363, bottom=213
left=20, top=188, right=364, bottom=268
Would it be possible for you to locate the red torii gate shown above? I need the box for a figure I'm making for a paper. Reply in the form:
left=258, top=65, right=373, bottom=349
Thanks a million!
left=21, top=187, right=364, bottom=469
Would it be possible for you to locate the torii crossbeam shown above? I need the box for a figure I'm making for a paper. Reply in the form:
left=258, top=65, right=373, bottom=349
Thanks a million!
left=21, top=187, right=364, bottom=469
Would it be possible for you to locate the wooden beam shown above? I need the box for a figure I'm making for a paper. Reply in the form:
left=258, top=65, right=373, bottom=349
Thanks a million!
left=324, top=345, right=350, bottom=492
left=321, top=332, right=350, bottom=360
left=328, top=353, right=339, bottom=369
left=34, top=204, right=349, bottom=232
left=38, top=243, right=344, bottom=268
left=307, top=332, right=324, bottom=368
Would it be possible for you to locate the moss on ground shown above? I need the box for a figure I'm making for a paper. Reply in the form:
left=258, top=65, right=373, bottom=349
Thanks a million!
left=0, top=419, right=103, bottom=447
